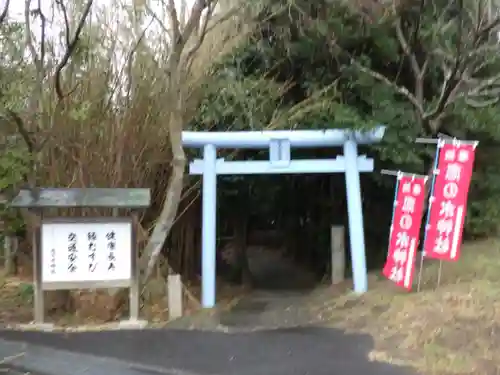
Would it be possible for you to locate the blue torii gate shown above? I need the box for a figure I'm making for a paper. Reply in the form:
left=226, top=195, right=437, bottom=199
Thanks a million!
left=182, top=127, right=386, bottom=308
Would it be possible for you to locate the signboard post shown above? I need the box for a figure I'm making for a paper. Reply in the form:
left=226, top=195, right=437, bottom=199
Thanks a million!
left=382, top=171, right=427, bottom=290
left=10, top=188, right=150, bottom=327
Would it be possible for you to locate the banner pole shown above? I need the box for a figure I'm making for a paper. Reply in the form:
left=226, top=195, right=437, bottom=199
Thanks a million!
left=437, top=260, right=443, bottom=287
left=380, top=169, right=428, bottom=179
left=386, top=171, right=401, bottom=258
left=433, top=134, right=453, bottom=289
left=417, top=140, right=443, bottom=292
left=415, top=137, right=478, bottom=145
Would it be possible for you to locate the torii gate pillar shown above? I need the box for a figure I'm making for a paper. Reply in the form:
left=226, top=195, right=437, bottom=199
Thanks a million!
left=343, top=135, right=368, bottom=293
left=183, top=127, right=386, bottom=308
left=201, top=143, right=217, bottom=307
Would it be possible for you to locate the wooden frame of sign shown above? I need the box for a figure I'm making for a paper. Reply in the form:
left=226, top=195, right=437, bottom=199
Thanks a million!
left=10, top=188, right=151, bottom=326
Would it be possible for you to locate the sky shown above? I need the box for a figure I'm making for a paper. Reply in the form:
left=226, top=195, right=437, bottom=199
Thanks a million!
left=0, top=0, right=201, bottom=72
left=3, top=0, right=195, bottom=18
left=1, top=0, right=197, bottom=45
left=6, top=0, right=128, bottom=22
left=0, top=0, right=201, bottom=103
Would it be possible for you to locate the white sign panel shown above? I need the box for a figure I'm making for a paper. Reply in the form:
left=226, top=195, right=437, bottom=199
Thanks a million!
left=41, top=221, right=132, bottom=284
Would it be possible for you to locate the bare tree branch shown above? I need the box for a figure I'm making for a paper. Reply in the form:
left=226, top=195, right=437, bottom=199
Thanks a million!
left=478, top=14, right=500, bottom=35
left=0, top=1, right=33, bottom=156
left=23, top=0, right=46, bottom=142
left=141, top=0, right=219, bottom=286
left=58, top=0, right=71, bottom=47
left=33, top=0, right=47, bottom=70
left=179, top=0, right=188, bottom=29
left=5, top=110, right=35, bottom=153
left=167, top=0, right=182, bottom=45
left=393, top=2, right=421, bottom=78
left=422, top=0, right=465, bottom=125
left=145, top=6, right=168, bottom=34
left=183, top=0, right=213, bottom=39
left=348, top=55, right=425, bottom=115
left=24, top=0, right=43, bottom=75
left=0, top=0, right=10, bottom=25
left=183, top=2, right=217, bottom=75
left=341, top=0, right=500, bottom=135
left=54, top=0, right=94, bottom=101
left=125, top=19, right=154, bottom=102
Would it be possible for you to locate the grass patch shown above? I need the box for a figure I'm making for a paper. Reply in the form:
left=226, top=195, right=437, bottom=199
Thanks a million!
left=313, top=239, right=500, bottom=375
left=0, top=274, right=34, bottom=324
left=0, top=270, right=245, bottom=329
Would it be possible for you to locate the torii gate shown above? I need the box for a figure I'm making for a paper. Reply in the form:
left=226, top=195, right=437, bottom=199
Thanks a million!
left=182, top=127, right=386, bottom=308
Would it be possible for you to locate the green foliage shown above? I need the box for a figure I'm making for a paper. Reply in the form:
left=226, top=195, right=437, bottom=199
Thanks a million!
left=0, top=145, right=31, bottom=191
left=0, top=0, right=498, bottom=271
left=69, top=100, right=92, bottom=122
left=0, top=20, right=32, bottom=235
left=191, top=0, right=500, bottom=265
left=18, top=283, right=34, bottom=303
left=0, top=142, right=30, bottom=234
left=196, top=73, right=285, bottom=130
left=0, top=22, right=36, bottom=113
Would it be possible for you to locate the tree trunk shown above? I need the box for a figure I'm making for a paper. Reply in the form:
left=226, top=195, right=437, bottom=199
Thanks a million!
left=140, top=120, right=186, bottom=284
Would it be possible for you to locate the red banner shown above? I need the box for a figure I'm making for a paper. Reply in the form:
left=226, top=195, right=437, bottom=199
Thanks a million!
left=383, top=175, right=427, bottom=290
left=423, top=143, right=476, bottom=261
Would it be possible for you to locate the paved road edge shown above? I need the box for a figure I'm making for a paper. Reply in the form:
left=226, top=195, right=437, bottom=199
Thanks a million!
left=0, top=338, right=197, bottom=375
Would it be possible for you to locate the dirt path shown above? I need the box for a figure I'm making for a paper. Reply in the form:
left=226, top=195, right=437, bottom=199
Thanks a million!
left=217, top=247, right=321, bottom=330
left=247, top=246, right=318, bottom=291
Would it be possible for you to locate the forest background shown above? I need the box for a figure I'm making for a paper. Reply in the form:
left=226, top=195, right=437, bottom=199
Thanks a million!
left=1, top=0, right=500, bottom=312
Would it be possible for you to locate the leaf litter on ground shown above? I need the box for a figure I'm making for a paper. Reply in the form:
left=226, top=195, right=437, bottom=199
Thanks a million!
left=310, top=238, right=500, bottom=375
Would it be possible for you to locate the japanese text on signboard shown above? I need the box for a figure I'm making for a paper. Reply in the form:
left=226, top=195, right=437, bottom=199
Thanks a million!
left=41, top=221, right=132, bottom=284
left=106, top=230, right=116, bottom=271
left=383, top=175, right=427, bottom=290
left=424, top=143, right=476, bottom=261
left=88, top=231, right=97, bottom=272
left=68, top=232, right=77, bottom=273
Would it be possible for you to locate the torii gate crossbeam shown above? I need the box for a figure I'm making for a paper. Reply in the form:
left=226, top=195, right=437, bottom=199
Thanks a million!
left=182, top=127, right=386, bottom=308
